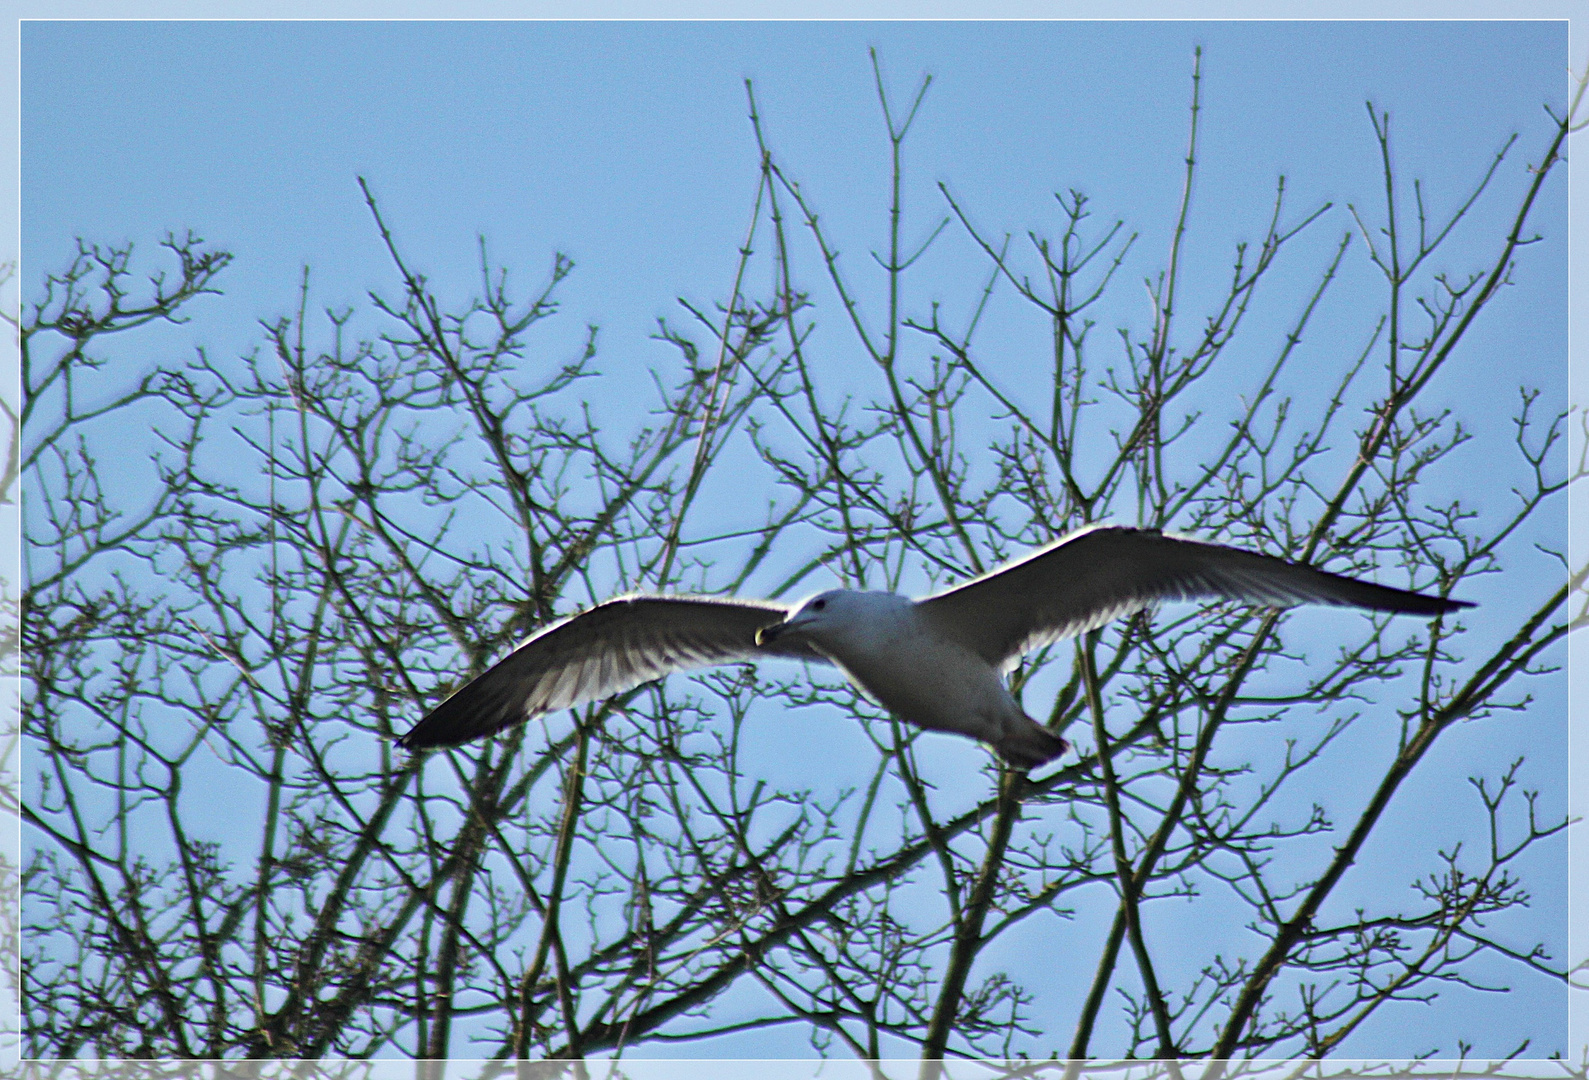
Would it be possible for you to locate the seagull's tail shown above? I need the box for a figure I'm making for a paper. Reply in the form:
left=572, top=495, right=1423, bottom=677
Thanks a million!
left=995, top=716, right=1070, bottom=770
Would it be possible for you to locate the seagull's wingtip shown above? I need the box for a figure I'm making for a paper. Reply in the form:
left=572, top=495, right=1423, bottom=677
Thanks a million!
left=397, top=711, right=458, bottom=750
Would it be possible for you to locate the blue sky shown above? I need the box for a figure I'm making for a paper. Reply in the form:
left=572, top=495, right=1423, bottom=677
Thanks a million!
left=18, top=15, right=1579, bottom=1063
left=20, top=20, right=1567, bottom=379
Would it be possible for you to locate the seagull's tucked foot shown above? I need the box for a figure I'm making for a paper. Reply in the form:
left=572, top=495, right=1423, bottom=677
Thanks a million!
left=993, top=715, right=1070, bottom=770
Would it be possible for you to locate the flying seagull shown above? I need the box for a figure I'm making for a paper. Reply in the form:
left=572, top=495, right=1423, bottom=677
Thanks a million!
left=398, top=525, right=1472, bottom=768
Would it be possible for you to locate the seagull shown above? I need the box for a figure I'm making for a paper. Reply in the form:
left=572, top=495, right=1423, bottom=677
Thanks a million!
left=398, top=525, right=1472, bottom=769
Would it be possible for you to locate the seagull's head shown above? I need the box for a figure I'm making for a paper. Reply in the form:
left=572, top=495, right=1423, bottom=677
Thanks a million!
left=756, top=590, right=907, bottom=648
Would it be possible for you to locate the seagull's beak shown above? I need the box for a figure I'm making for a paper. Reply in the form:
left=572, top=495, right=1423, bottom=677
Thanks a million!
left=755, top=622, right=785, bottom=647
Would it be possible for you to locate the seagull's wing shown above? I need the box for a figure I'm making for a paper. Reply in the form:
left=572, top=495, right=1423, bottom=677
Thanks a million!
left=916, top=525, right=1472, bottom=670
left=400, top=595, right=824, bottom=749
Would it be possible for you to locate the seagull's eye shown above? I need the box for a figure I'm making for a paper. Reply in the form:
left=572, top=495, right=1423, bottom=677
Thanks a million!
left=812, top=598, right=827, bottom=611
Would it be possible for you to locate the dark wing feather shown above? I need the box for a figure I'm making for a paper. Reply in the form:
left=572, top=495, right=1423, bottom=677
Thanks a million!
left=917, top=525, right=1472, bottom=670
left=400, top=595, right=823, bottom=749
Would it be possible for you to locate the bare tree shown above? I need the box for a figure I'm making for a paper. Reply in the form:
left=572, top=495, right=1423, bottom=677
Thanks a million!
left=1564, top=53, right=1589, bottom=1069
left=22, top=52, right=1570, bottom=1068
left=0, top=257, right=21, bottom=1057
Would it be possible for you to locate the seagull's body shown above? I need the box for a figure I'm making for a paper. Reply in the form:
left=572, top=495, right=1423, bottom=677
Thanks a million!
left=754, top=591, right=1069, bottom=766
left=399, top=525, right=1472, bottom=768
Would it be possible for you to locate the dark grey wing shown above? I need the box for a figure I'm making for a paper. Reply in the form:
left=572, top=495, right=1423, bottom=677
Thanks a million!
left=917, top=525, right=1472, bottom=670
left=400, top=595, right=824, bottom=749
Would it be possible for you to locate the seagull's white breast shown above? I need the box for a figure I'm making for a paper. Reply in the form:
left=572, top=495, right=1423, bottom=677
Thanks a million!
left=808, top=597, right=1024, bottom=742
